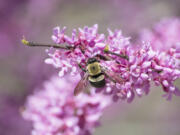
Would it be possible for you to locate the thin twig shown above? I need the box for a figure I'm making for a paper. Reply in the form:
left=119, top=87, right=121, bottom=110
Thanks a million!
left=21, top=37, right=74, bottom=50
left=105, top=50, right=129, bottom=60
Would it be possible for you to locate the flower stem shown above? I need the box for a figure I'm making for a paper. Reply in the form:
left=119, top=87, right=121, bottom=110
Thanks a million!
left=105, top=50, right=129, bottom=60
left=21, top=36, right=73, bottom=50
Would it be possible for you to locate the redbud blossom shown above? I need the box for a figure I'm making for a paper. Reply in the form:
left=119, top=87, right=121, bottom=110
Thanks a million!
left=139, top=18, right=180, bottom=100
left=38, top=24, right=180, bottom=102
left=140, top=18, right=180, bottom=53
left=45, top=24, right=106, bottom=77
left=104, top=42, right=180, bottom=102
left=22, top=75, right=110, bottom=135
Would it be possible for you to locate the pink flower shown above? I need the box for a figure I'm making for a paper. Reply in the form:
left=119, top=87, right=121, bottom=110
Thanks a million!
left=102, top=43, right=152, bottom=102
left=151, top=50, right=180, bottom=100
left=102, top=42, right=180, bottom=102
left=46, top=24, right=106, bottom=77
left=24, top=23, right=180, bottom=102
left=22, top=75, right=110, bottom=135
left=107, top=28, right=130, bottom=52
left=140, top=18, right=180, bottom=70
left=140, top=18, right=180, bottom=52
left=137, top=18, right=180, bottom=100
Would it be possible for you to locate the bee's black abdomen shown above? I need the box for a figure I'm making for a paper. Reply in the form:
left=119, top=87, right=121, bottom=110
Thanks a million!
left=89, top=79, right=106, bottom=88
left=88, top=73, right=106, bottom=88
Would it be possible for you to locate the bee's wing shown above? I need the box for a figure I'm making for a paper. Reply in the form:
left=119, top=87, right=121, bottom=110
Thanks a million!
left=102, top=67, right=124, bottom=84
left=74, top=72, right=89, bottom=96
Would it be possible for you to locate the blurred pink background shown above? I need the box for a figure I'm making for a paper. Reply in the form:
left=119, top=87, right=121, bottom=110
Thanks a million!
left=0, top=0, right=180, bottom=135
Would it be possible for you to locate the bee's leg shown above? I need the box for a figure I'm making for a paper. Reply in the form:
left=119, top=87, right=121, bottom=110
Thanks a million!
left=78, top=63, right=86, bottom=72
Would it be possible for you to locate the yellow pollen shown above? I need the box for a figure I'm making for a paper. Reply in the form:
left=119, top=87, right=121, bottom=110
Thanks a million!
left=104, top=44, right=109, bottom=52
left=21, top=37, right=29, bottom=45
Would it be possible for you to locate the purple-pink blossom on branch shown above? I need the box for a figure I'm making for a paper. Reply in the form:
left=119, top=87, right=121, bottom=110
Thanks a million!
left=22, top=22, right=180, bottom=102
left=22, top=75, right=110, bottom=135
left=140, top=18, right=180, bottom=52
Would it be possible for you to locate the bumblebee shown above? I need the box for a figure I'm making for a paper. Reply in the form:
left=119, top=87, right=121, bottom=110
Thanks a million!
left=87, top=58, right=106, bottom=87
left=74, top=57, right=124, bottom=96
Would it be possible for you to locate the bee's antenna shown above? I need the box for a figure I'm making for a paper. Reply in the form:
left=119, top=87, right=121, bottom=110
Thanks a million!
left=21, top=36, right=74, bottom=50
left=104, top=45, right=129, bottom=60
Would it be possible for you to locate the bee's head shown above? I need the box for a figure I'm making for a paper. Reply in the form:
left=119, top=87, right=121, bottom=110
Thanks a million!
left=87, top=57, right=98, bottom=64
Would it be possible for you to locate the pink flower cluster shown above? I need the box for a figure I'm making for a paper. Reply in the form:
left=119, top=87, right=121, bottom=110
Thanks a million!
left=22, top=75, right=110, bottom=135
left=45, top=24, right=106, bottom=76
left=45, top=24, right=130, bottom=76
left=103, top=42, right=180, bottom=102
left=140, top=18, right=180, bottom=52
left=44, top=22, right=180, bottom=102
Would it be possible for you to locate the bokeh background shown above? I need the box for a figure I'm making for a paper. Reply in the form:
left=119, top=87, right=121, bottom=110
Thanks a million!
left=0, top=0, right=180, bottom=135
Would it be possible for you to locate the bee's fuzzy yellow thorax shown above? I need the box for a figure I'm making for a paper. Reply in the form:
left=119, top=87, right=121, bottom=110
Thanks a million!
left=87, top=62, right=101, bottom=76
